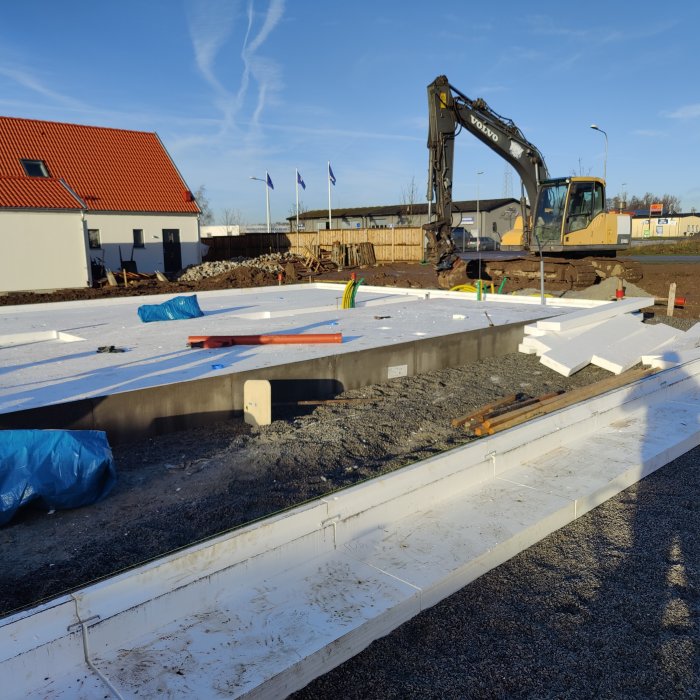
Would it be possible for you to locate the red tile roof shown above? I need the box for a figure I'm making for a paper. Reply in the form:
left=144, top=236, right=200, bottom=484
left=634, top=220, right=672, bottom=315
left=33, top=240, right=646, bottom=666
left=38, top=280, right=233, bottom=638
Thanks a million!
left=0, top=175, right=83, bottom=209
left=0, top=116, right=200, bottom=214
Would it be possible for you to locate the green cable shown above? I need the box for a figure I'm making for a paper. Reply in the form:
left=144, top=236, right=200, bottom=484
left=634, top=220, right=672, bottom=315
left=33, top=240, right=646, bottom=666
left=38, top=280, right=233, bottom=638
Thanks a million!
left=350, top=278, right=364, bottom=308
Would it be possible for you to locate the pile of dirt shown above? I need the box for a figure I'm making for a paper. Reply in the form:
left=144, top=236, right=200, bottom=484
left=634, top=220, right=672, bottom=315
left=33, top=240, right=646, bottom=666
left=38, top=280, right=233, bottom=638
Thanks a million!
left=176, top=253, right=294, bottom=283
left=194, top=266, right=279, bottom=290
left=1, top=256, right=697, bottom=318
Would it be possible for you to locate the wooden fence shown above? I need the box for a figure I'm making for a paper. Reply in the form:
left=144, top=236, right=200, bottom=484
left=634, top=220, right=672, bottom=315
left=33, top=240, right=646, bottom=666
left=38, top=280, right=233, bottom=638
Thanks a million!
left=202, top=228, right=426, bottom=263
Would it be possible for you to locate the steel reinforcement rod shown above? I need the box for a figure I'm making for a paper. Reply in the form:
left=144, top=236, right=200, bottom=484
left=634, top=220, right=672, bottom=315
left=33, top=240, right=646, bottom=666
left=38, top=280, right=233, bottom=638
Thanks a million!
left=187, top=333, right=343, bottom=348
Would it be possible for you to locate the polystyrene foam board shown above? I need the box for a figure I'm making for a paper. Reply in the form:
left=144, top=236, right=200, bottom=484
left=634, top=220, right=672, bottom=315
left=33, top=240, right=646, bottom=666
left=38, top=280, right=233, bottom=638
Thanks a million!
left=590, top=323, right=680, bottom=374
left=518, top=342, right=538, bottom=355
left=641, top=347, right=700, bottom=369
left=538, top=315, right=643, bottom=376
left=536, top=297, right=653, bottom=332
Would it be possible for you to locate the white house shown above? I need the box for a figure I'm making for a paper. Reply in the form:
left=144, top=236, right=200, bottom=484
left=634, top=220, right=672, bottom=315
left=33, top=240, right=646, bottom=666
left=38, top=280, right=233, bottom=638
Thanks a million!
left=0, top=116, right=201, bottom=292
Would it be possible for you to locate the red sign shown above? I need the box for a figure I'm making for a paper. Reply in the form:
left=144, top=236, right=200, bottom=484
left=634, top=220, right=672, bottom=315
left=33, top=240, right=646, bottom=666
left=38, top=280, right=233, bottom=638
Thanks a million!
left=650, top=202, right=663, bottom=213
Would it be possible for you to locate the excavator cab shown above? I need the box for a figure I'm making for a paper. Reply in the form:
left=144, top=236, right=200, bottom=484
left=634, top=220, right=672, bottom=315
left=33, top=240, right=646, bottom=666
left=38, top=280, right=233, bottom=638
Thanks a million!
left=530, top=177, right=607, bottom=252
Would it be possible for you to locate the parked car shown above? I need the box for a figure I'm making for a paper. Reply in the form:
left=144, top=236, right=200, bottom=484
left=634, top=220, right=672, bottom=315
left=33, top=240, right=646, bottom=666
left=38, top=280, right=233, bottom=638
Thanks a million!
left=451, top=228, right=500, bottom=251
left=450, top=227, right=474, bottom=249
left=465, top=236, right=499, bottom=251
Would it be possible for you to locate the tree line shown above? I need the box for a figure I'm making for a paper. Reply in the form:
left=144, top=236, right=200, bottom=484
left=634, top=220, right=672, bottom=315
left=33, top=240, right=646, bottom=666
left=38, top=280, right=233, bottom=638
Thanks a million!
left=609, top=192, right=683, bottom=215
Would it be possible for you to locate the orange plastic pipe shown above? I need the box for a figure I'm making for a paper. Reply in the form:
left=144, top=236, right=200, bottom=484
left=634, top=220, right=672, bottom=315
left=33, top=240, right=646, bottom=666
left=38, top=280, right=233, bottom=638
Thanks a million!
left=188, top=333, right=342, bottom=348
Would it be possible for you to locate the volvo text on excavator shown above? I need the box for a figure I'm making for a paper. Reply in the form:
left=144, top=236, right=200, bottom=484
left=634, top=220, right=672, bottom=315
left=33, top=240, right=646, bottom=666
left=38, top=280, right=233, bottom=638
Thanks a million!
left=423, top=75, right=641, bottom=289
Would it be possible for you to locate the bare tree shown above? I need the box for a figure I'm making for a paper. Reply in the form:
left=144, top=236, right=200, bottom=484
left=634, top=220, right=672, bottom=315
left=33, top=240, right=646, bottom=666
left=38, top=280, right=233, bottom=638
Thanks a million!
left=627, top=193, right=682, bottom=214
left=221, top=208, right=243, bottom=234
left=288, top=201, right=308, bottom=231
left=194, top=185, right=214, bottom=225
left=571, top=158, right=592, bottom=177
left=400, top=177, right=419, bottom=226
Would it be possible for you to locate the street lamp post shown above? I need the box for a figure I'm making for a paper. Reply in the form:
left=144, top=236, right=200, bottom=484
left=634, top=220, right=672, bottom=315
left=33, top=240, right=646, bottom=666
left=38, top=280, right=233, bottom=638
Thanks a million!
left=590, top=124, right=608, bottom=182
left=249, top=174, right=271, bottom=234
left=476, top=170, right=484, bottom=296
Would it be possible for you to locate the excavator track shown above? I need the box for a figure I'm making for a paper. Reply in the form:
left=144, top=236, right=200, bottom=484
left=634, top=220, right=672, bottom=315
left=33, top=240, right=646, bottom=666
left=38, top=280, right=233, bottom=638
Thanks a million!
left=483, top=257, right=598, bottom=289
left=586, top=257, right=643, bottom=284
left=437, top=256, right=644, bottom=291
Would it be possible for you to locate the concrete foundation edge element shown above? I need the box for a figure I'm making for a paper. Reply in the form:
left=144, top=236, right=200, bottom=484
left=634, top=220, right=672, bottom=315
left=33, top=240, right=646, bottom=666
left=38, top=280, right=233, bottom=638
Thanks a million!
left=1, top=362, right=698, bottom=699
left=0, top=321, right=529, bottom=444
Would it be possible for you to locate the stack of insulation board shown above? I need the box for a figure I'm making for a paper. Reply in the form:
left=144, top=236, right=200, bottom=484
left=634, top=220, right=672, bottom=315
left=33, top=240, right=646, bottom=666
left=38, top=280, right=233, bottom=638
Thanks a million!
left=519, top=297, right=700, bottom=376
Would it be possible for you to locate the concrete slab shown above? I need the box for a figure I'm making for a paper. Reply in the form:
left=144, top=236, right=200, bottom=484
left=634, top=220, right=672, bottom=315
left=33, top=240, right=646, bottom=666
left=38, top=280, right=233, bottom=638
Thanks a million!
left=0, top=283, right=583, bottom=417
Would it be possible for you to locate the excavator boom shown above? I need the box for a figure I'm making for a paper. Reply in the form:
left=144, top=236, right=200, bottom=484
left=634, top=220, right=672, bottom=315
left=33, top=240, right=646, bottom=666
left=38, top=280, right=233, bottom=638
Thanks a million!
left=423, top=75, right=639, bottom=288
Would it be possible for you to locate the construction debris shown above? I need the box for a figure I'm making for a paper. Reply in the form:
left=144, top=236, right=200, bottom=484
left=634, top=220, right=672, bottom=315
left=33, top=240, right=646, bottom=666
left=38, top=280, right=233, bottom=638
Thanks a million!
left=331, top=242, right=377, bottom=268
left=177, top=251, right=338, bottom=283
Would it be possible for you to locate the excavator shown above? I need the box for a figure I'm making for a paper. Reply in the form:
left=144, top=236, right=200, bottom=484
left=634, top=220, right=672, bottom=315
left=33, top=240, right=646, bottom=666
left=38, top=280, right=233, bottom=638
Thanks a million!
left=423, top=75, right=642, bottom=289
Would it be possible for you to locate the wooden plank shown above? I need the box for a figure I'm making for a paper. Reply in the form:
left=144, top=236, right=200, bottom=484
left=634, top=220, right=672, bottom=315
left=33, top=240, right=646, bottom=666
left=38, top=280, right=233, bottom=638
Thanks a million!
left=450, top=393, right=519, bottom=428
left=667, top=282, right=677, bottom=317
left=475, top=367, right=657, bottom=435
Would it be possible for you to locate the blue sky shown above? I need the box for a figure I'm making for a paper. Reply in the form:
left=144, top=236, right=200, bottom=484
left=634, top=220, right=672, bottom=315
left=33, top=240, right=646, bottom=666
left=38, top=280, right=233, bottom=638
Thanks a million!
left=2, top=1, right=699, bottom=224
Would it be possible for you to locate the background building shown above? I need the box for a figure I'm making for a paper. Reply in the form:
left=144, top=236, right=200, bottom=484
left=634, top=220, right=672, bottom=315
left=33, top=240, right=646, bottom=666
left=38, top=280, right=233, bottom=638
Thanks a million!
left=288, top=198, right=522, bottom=242
left=630, top=213, right=700, bottom=239
left=0, top=116, right=201, bottom=292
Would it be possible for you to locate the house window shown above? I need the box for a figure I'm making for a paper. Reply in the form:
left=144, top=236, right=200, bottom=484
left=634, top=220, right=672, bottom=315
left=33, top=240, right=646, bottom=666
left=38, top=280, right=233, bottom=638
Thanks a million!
left=133, top=229, right=144, bottom=248
left=88, top=229, right=101, bottom=249
left=20, top=159, right=50, bottom=178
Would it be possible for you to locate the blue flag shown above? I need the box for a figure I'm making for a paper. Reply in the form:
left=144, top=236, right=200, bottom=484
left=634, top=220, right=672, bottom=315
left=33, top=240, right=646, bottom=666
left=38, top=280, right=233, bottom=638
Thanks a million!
left=266, top=173, right=274, bottom=190
left=297, top=171, right=306, bottom=190
left=328, top=163, right=336, bottom=186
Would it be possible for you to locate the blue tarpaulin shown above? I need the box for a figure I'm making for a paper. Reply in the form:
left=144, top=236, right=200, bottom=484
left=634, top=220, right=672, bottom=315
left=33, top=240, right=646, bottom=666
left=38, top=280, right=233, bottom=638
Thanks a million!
left=137, top=295, right=204, bottom=323
left=0, top=430, right=116, bottom=526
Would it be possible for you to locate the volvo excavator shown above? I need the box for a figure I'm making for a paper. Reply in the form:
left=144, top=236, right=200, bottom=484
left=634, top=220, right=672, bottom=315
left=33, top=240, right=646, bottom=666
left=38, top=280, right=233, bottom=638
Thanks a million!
left=423, top=75, right=642, bottom=289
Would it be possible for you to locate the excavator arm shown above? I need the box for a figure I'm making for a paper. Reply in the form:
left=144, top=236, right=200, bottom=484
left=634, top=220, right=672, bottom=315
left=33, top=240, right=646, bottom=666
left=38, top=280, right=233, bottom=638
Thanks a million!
left=424, top=75, right=549, bottom=268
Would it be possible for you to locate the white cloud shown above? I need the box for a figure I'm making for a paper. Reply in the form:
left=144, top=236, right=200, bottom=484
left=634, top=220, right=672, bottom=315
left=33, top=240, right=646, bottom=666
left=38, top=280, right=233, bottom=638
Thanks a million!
left=186, top=0, right=285, bottom=142
left=633, top=129, right=666, bottom=138
left=665, top=104, right=700, bottom=119
left=239, top=0, right=285, bottom=129
left=0, top=66, right=86, bottom=110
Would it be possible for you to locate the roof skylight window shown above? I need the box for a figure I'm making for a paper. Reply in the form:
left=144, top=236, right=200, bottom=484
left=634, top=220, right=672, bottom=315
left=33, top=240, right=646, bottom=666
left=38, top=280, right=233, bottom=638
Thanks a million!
left=20, top=159, right=50, bottom=177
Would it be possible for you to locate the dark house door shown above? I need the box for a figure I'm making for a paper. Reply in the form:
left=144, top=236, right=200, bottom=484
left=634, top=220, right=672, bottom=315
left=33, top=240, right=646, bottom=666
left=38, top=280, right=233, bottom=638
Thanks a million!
left=162, top=229, right=182, bottom=273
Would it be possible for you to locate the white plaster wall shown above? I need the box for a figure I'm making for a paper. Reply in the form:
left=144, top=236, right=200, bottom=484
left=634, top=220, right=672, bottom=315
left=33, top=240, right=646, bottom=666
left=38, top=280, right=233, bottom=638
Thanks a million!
left=85, top=212, right=201, bottom=273
left=201, top=224, right=242, bottom=237
left=0, top=210, right=90, bottom=292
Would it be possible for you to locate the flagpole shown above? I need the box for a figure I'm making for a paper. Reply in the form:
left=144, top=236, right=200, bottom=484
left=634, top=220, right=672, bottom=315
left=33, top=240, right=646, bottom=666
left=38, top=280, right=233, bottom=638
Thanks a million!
left=265, top=170, right=271, bottom=234
left=296, top=169, right=300, bottom=233
left=327, top=161, right=332, bottom=230
left=295, top=169, right=300, bottom=252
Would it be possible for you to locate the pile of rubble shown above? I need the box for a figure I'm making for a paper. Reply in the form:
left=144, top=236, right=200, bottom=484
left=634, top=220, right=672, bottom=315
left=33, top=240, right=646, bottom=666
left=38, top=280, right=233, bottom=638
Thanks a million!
left=176, top=253, right=297, bottom=283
